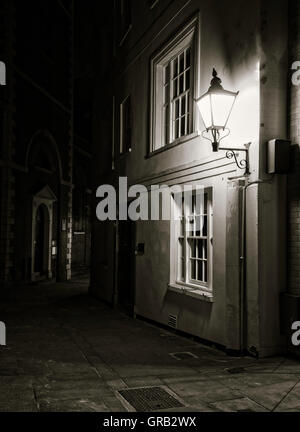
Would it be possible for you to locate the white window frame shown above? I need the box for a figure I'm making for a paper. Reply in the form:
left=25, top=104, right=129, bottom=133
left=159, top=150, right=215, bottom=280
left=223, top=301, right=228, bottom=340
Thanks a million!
left=170, top=187, right=213, bottom=293
left=150, top=15, right=200, bottom=152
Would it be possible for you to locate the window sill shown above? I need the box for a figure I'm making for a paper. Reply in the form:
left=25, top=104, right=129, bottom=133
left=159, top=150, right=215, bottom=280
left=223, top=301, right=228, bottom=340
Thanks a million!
left=146, top=132, right=199, bottom=159
left=168, top=283, right=213, bottom=303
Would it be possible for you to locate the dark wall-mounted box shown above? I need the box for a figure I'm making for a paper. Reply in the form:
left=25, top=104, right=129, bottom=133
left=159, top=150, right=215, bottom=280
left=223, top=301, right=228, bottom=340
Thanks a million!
left=267, top=139, right=290, bottom=174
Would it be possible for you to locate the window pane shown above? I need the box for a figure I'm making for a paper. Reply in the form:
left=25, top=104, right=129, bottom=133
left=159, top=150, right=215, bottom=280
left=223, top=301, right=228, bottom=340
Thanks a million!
left=190, top=239, right=196, bottom=258
left=179, top=74, right=184, bottom=94
left=181, top=95, right=186, bottom=116
left=174, top=192, right=211, bottom=286
left=175, top=99, right=180, bottom=119
left=186, top=69, right=190, bottom=91
left=181, top=115, right=186, bottom=136
left=175, top=119, right=179, bottom=139
left=203, top=261, right=207, bottom=282
left=194, top=192, right=202, bottom=215
left=179, top=52, right=184, bottom=73
left=187, top=195, right=193, bottom=217
left=188, top=216, right=194, bottom=236
left=192, top=194, right=196, bottom=214
left=203, top=240, right=207, bottom=259
left=174, top=191, right=211, bottom=287
left=197, top=239, right=202, bottom=258
left=186, top=47, right=191, bottom=68
left=191, top=259, right=196, bottom=280
left=170, top=45, right=193, bottom=144
left=197, top=260, right=203, bottom=282
left=195, top=215, right=201, bottom=236
left=203, top=215, right=207, bottom=236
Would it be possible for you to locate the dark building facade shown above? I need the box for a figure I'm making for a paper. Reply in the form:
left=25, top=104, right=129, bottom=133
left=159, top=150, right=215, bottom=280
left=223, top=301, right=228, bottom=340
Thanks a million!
left=1, top=0, right=300, bottom=359
left=91, top=0, right=300, bottom=357
left=0, top=0, right=92, bottom=291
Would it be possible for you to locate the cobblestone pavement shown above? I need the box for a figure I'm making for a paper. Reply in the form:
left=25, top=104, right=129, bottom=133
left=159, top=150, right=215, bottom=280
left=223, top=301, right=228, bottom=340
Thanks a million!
left=0, top=277, right=300, bottom=412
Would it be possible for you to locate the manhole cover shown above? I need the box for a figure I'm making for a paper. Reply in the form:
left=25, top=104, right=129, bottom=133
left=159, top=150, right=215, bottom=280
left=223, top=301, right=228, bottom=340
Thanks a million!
left=226, top=367, right=246, bottom=374
left=117, top=386, right=184, bottom=412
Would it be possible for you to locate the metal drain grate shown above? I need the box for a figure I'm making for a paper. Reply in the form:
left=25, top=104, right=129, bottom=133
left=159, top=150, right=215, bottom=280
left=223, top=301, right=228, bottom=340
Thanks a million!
left=117, top=386, right=184, bottom=412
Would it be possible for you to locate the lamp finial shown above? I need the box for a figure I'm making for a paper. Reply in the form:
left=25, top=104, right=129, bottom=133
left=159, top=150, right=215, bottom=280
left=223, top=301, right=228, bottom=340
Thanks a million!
left=210, top=68, right=223, bottom=90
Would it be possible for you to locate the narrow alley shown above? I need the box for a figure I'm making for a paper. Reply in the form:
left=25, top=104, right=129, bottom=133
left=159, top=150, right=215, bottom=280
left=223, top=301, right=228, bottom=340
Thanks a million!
left=0, top=279, right=300, bottom=412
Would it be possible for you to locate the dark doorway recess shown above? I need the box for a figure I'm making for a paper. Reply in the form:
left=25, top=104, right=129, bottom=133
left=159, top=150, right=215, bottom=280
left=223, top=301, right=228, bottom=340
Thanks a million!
left=117, top=219, right=136, bottom=316
left=34, top=204, right=49, bottom=275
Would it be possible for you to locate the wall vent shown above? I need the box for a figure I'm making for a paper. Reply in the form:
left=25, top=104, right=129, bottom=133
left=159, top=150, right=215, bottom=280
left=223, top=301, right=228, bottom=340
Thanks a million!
left=168, top=314, right=178, bottom=329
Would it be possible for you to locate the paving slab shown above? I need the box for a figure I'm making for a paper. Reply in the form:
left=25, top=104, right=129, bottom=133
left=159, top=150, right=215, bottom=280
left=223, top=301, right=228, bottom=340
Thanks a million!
left=273, top=381, right=300, bottom=411
left=0, top=278, right=300, bottom=412
left=209, top=397, right=268, bottom=412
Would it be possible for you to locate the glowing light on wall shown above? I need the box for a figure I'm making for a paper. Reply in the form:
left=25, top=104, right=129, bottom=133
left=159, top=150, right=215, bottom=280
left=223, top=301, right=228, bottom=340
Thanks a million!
left=195, top=68, right=238, bottom=151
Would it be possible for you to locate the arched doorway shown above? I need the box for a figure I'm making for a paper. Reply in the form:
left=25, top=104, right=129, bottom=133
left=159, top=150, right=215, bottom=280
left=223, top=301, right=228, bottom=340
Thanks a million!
left=34, top=204, right=49, bottom=275
left=31, top=186, right=57, bottom=282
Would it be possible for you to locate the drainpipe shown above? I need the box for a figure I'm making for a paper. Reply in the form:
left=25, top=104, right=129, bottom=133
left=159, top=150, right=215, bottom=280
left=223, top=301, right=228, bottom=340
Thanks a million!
left=240, top=178, right=273, bottom=354
left=240, top=182, right=246, bottom=353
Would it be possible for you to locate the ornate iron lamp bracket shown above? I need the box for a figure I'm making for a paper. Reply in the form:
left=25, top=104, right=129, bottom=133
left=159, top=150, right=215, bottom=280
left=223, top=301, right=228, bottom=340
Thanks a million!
left=219, top=142, right=251, bottom=175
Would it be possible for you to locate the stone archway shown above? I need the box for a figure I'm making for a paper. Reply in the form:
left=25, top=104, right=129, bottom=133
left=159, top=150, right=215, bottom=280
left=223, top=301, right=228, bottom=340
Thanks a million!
left=25, top=130, right=63, bottom=182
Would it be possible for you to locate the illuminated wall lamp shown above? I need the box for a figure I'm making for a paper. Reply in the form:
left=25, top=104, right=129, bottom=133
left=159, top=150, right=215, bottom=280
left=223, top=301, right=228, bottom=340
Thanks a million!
left=195, top=68, right=250, bottom=175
